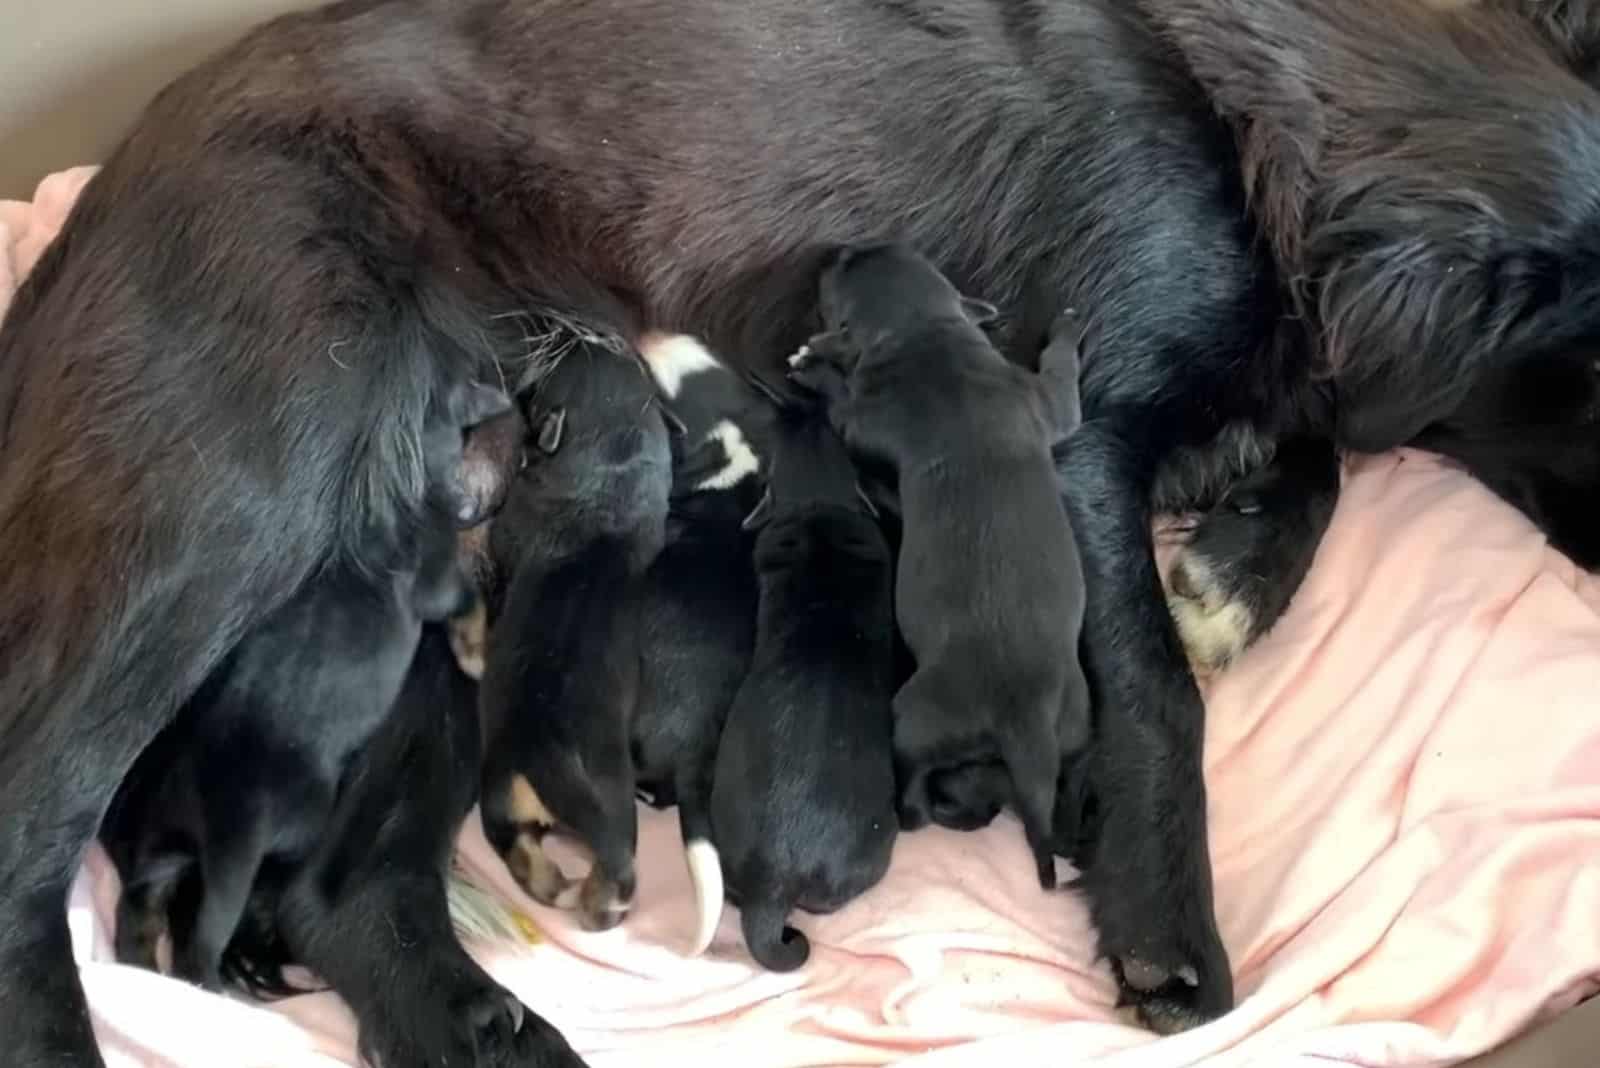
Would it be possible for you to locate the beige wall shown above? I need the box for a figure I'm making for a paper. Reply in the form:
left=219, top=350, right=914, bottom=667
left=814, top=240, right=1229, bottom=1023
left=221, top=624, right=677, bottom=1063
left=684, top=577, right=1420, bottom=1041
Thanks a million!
left=0, top=0, right=320, bottom=197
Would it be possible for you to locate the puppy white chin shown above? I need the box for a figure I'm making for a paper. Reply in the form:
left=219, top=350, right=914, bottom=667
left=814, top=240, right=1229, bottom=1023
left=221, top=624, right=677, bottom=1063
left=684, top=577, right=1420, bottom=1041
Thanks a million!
left=787, top=344, right=813, bottom=368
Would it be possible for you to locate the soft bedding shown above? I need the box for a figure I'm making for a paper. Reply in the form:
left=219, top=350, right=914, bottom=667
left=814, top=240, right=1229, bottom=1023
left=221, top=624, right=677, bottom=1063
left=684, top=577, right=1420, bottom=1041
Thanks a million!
left=7, top=167, right=1600, bottom=1068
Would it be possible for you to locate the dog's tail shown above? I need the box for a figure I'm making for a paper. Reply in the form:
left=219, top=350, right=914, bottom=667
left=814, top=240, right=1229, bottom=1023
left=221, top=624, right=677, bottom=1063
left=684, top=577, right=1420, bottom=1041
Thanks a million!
left=675, top=757, right=724, bottom=956
left=740, top=895, right=809, bottom=973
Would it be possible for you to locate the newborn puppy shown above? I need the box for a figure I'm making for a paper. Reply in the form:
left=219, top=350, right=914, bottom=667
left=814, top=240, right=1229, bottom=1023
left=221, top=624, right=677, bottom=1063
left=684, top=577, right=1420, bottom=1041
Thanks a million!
left=478, top=341, right=671, bottom=931
left=100, top=380, right=512, bottom=990
left=709, top=406, right=897, bottom=972
left=789, top=244, right=1090, bottom=889
left=1165, top=435, right=1341, bottom=675
left=629, top=426, right=762, bottom=956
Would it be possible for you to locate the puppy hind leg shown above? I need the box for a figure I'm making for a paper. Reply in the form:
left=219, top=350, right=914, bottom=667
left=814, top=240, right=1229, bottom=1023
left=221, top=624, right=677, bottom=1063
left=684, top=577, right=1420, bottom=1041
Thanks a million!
left=999, top=728, right=1063, bottom=891
left=483, top=773, right=572, bottom=908
left=177, top=809, right=271, bottom=991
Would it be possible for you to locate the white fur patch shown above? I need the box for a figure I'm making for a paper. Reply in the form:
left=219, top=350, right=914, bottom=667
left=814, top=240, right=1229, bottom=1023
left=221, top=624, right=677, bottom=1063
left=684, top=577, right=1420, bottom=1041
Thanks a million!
left=787, top=344, right=813, bottom=368
left=684, top=838, right=724, bottom=957
left=638, top=332, right=722, bottom=398
left=1166, top=555, right=1254, bottom=675
left=694, top=420, right=761, bottom=491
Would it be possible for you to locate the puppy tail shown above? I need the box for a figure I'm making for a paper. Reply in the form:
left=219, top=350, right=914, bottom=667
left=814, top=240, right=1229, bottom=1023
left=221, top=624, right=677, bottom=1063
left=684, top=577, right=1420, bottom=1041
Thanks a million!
left=677, top=774, right=723, bottom=957
left=683, top=838, right=724, bottom=957
left=740, top=897, right=809, bottom=973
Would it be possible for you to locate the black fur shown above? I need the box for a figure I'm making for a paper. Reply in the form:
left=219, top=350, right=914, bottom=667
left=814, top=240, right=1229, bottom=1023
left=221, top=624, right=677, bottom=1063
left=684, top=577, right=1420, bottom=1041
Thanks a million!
left=711, top=408, right=898, bottom=972
left=478, top=343, right=671, bottom=930
left=790, top=245, right=1091, bottom=892
left=274, top=625, right=583, bottom=1068
left=7, top=0, right=1600, bottom=1057
left=1165, top=436, right=1342, bottom=674
left=98, top=381, right=508, bottom=991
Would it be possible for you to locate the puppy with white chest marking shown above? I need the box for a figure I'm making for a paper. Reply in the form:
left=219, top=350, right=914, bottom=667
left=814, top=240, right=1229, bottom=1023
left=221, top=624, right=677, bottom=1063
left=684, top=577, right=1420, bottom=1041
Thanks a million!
left=478, top=341, right=672, bottom=932
left=100, top=380, right=514, bottom=991
left=789, top=244, right=1091, bottom=891
left=709, top=405, right=897, bottom=973
left=629, top=341, right=766, bottom=956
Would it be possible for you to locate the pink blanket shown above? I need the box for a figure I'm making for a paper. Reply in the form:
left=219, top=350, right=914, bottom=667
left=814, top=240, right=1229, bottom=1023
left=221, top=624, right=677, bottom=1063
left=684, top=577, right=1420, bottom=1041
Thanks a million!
left=6, top=168, right=1599, bottom=1068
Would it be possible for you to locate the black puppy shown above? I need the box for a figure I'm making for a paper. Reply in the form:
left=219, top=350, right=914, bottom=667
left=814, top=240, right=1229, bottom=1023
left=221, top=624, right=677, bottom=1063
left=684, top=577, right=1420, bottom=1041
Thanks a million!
left=708, top=406, right=897, bottom=972
left=1164, top=436, right=1342, bottom=675
left=479, top=342, right=671, bottom=931
left=789, top=244, right=1090, bottom=891
left=99, top=383, right=512, bottom=990
left=629, top=346, right=765, bottom=956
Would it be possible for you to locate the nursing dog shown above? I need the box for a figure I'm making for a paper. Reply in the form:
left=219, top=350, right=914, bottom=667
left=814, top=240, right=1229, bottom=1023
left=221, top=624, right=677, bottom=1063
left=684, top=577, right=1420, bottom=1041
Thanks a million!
left=478, top=342, right=672, bottom=932
left=789, top=244, right=1091, bottom=892
left=16, top=0, right=1600, bottom=1058
left=629, top=350, right=764, bottom=956
left=99, top=382, right=511, bottom=990
left=708, top=406, right=897, bottom=972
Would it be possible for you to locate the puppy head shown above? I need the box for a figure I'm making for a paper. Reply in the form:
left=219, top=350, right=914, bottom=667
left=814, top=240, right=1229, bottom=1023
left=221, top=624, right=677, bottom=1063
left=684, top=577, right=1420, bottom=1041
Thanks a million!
left=740, top=409, right=877, bottom=533
left=811, top=243, right=998, bottom=357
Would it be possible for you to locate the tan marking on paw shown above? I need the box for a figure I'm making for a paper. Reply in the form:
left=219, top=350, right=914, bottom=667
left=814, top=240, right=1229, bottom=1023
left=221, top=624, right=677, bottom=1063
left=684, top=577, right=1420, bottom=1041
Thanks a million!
left=1166, top=554, right=1253, bottom=675
left=507, top=774, right=556, bottom=828
left=448, top=598, right=488, bottom=680
left=576, top=869, right=632, bottom=932
left=506, top=832, right=571, bottom=907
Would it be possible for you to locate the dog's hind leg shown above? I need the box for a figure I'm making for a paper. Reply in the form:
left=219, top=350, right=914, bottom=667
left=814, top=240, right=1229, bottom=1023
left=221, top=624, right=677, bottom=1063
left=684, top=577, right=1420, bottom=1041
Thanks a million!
left=283, top=628, right=582, bottom=1068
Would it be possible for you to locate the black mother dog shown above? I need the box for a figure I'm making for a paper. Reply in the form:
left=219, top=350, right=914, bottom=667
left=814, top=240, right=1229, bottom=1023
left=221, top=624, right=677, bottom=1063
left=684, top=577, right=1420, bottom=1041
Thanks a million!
left=6, top=0, right=1600, bottom=1062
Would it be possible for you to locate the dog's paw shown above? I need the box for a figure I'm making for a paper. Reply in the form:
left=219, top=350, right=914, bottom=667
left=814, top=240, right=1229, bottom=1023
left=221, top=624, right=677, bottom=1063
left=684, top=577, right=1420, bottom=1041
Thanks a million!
left=364, top=973, right=586, bottom=1068
left=505, top=832, right=573, bottom=908
left=1099, top=926, right=1232, bottom=1036
left=571, top=865, right=634, bottom=932
left=1164, top=547, right=1256, bottom=676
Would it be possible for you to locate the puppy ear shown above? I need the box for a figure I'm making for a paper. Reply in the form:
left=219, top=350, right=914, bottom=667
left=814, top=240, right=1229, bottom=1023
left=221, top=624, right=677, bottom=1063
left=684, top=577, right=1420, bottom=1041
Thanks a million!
left=740, top=486, right=774, bottom=531
left=535, top=407, right=566, bottom=455
left=454, top=380, right=513, bottom=428
left=960, top=296, right=1000, bottom=328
